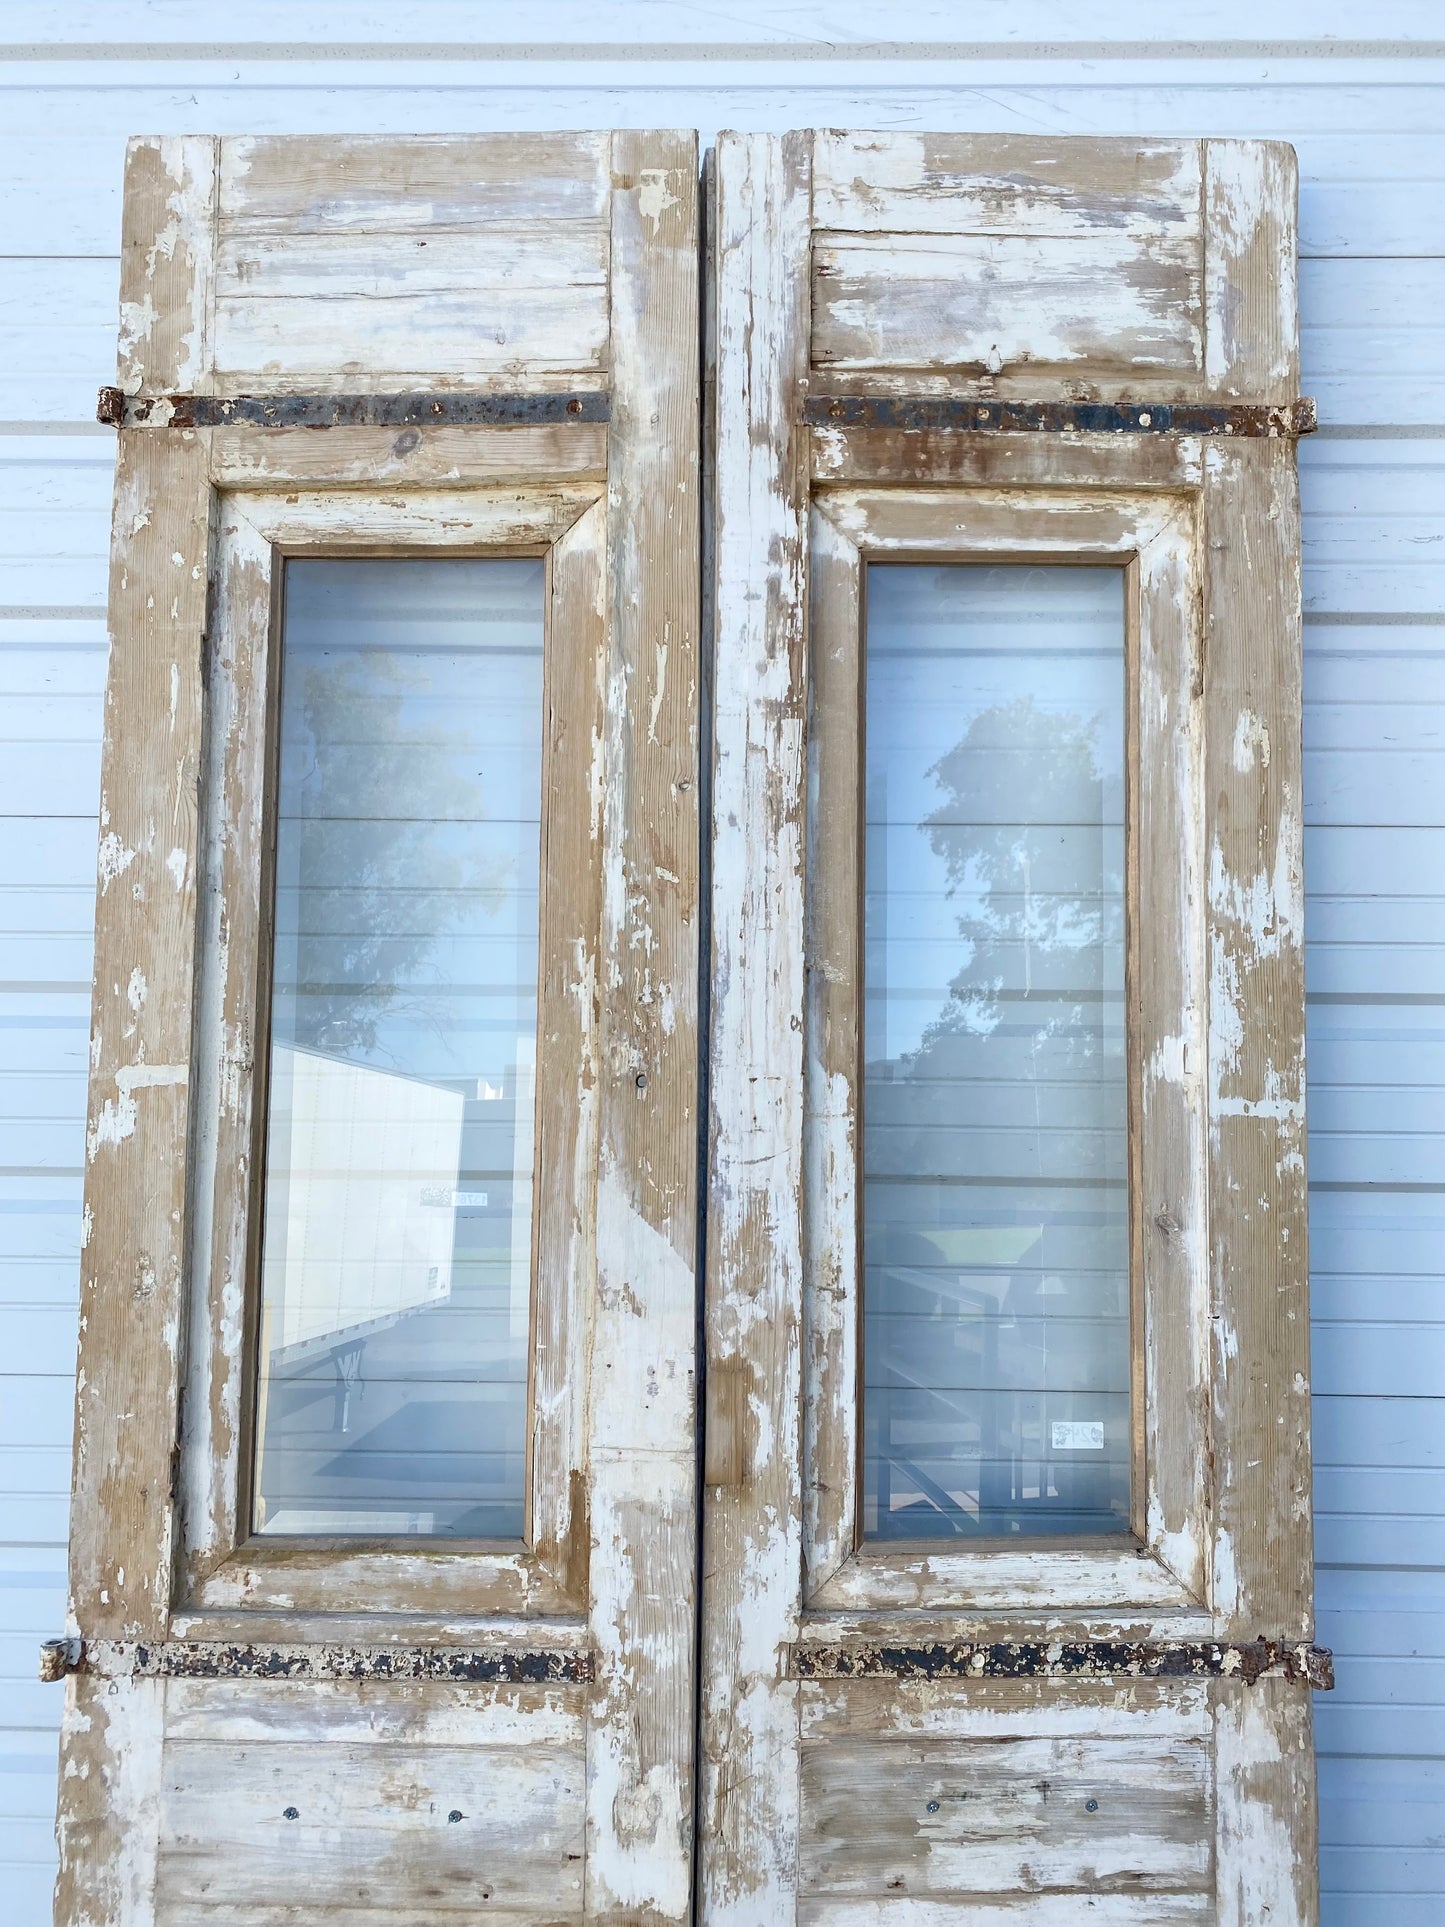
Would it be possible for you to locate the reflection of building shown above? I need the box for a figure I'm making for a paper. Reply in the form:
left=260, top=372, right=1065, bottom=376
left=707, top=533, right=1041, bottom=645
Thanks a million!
left=255, top=1044, right=534, bottom=1539
left=263, top=1044, right=464, bottom=1361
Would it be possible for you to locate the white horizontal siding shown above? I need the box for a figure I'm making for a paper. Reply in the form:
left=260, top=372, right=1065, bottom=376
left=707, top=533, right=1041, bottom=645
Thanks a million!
left=0, top=9, right=1442, bottom=1923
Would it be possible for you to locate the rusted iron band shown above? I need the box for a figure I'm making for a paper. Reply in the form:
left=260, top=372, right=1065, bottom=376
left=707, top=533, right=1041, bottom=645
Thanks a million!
left=97, top=387, right=610, bottom=430
left=792, top=1638, right=1334, bottom=1689
left=804, top=396, right=1317, bottom=437
left=40, top=1637, right=593, bottom=1684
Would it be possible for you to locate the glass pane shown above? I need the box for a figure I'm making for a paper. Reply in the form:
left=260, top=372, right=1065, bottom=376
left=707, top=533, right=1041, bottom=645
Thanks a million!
left=862, top=563, right=1130, bottom=1541
left=253, top=558, right=544, bottom=1539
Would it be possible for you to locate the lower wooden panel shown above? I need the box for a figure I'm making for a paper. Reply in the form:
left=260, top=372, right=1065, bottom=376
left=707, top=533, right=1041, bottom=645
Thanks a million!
left=152, top=1679, right=587, bottom=1922
left=798, top=1679, right=1214, bottom=1911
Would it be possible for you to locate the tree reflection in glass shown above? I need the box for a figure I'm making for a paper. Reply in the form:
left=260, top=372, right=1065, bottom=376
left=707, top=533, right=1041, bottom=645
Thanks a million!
left=861, top=563, right=1130, bottom=1540
left=253, top=558, right=543, bottom=1539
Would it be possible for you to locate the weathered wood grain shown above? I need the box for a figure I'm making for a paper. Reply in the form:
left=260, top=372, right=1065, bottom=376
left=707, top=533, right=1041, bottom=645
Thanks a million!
left=809, top=428, right=1205, bottom=492
left=162, top=1677, right=585, bottom=1745
left=800, top=1733, right=1213, bottom=1897
left=209, top=136, right=613, bottom=389
left=208, top=423, right=608, bottom=489
left=817, top=487, right=1183, bottom=558
left=800, top=1677, right=1212, bottom=1742
left=1201, top=442, right=1312, bottom=1639
left=155, top=1738, right=586, bottom=1913
left=812, top=133, right=1203, bottom=241
left=807, top=1545, right=1201, bottom=1616
left=68, top=422, right=210, bottom=1651
left=1213, top=1678, right=1317, bottom=1927
left=798, top=1898, right=1214, bottom=1925
left=219, top=134, right=612, bottom=232
left=56, top=1675, right=166, bottom=1927
left=802, top=504, right=863, bottom=1599
left=117, top=136, right=218, bottom=397
left=175, top=488, right=272, bottom=1600
left=531, top=498, right=607, bottom=1605
left=1203, top=142, right=1300, bottom=405
left=1133, top=510, right=1212, bottom=1601
left=813, top=230, right=1203, bottom=383
left=213, top=228, right=610, bottom=385
left=224, top=483, right=601, bottom=550
left=699, top=127, right=813, bottom=1927
left=584, top=127, right=700, bottom=1927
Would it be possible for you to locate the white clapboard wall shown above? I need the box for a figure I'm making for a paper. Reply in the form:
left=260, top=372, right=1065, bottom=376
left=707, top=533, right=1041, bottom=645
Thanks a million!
left=1, top=5, right=1442, bottom=1921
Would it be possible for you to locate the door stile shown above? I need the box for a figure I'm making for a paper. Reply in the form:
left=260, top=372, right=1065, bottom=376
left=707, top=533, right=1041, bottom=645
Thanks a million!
left=699, top=129, right=814, bottom=1924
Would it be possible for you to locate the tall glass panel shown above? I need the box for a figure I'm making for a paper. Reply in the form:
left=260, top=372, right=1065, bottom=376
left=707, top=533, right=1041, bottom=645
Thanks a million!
left=862, top=564, right=1129, bottom=1540
left=253, top=558, right=544, bottom=1539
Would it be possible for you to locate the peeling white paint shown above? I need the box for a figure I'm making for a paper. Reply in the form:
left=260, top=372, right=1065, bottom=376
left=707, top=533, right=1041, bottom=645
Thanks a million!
left=97, top=832, right=137, bottom=895
left=637, top=168, right=679, bottom=231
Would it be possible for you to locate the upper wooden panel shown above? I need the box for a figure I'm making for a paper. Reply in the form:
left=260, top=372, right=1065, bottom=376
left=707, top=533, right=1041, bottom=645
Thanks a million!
left=119, top=132, right=617, bottom=394
left=808, top=132, right=1298, bottom=403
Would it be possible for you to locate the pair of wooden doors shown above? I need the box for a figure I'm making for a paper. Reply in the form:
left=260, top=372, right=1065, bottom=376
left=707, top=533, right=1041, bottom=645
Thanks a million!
left=58, top=130, right=1322, bottom=1926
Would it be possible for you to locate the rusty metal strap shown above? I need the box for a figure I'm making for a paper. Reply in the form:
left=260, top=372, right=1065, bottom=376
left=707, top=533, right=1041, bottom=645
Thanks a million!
left=96, top=387, right=610, bottom=429
left=804, top=396, right=1317, bottom=437
left=792, top=1638, right=1334, bottom=1689
left=40, top=1637, right=593, bottom=1685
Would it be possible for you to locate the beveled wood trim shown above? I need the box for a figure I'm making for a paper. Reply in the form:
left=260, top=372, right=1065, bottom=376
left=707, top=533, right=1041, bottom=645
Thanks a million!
left=178, top=481, right=606, bottom=1620
left=227, top=483, right=601, bottom=552
left=802, top=484, right=1210, bottom=1616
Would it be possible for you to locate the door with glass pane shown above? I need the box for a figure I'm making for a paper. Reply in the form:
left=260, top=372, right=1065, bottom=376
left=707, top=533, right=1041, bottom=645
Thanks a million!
left=703, top=131, right=1322, bottom=1925
left=60, top=131, right=699, bottom=1927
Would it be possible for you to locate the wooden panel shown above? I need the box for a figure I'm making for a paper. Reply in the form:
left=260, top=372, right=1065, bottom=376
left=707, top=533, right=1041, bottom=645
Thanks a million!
left=812, top=230, right=1203, bottom=382
left=211, top=135, right=612, bottom=390
left=212, top=227, right=610, bottom=385
left=155, top=1737, right=586, bottom=1915
left=699, top=127, right=813, bottom=1925
left=219, top=133, right=612, bottom=231
left=812, top=133, right=1203, bottom=241
left=584, top=127, right=700, bottom=1926
left=800, top=1733, right=1213, bottom=1896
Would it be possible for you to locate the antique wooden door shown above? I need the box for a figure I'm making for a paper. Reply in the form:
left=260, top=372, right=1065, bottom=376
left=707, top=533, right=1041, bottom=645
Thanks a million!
left=58, top=132, right=700, bottom=1926
left=701, top=131, right=1325, bottom=1926
left=58, top=126, right=1324, bottom=1927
